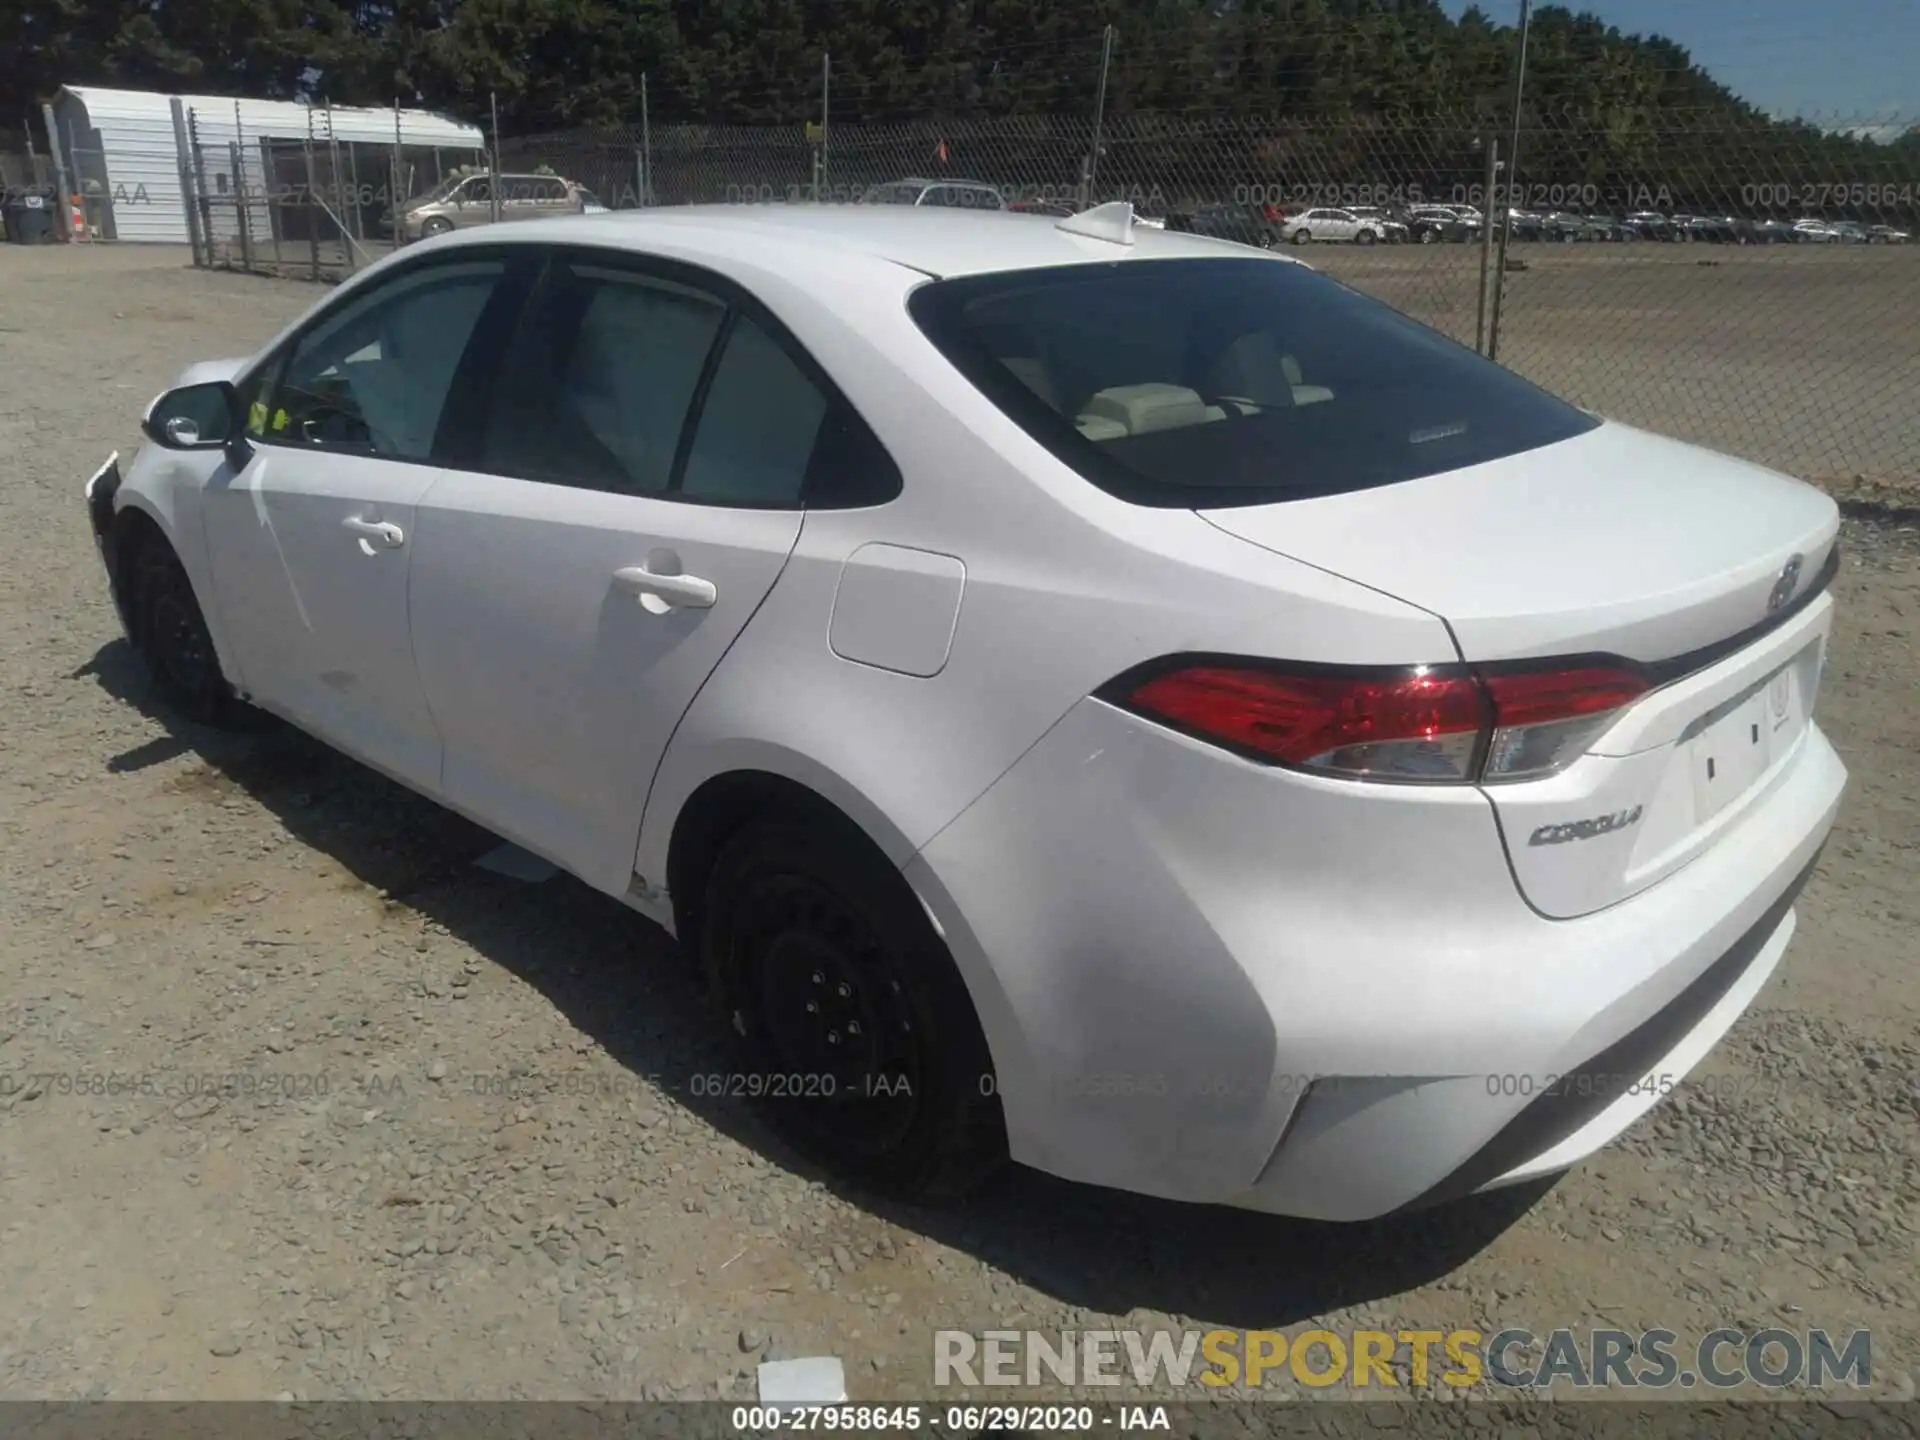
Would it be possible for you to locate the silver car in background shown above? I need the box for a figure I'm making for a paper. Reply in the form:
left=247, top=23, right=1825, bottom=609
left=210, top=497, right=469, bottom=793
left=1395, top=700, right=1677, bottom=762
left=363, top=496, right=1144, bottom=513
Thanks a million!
left=861, top=178, right=1006, bottom=210
left=397, top=172, right=604, bottom=240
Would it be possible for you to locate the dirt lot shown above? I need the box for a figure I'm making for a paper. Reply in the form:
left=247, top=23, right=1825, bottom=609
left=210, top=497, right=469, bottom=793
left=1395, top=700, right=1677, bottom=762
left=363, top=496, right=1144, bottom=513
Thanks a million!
left=1315, top=242, right=1920, bottom=500
left=0, top=244, right=1916, bottom=1405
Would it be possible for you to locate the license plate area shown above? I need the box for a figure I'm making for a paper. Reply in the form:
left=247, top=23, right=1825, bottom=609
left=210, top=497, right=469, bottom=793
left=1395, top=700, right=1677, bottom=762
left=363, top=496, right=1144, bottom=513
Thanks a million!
left=1684, top=647, right=1814, bottom=824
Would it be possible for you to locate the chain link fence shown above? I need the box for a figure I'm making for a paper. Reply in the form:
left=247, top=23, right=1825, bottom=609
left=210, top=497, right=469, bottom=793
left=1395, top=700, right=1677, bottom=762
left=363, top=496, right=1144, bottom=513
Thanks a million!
left=155, top=21, right=1920, bottom=497
left=183, top=102, right=486, bottom=281
left=498, top=100, right=1918, bottom=494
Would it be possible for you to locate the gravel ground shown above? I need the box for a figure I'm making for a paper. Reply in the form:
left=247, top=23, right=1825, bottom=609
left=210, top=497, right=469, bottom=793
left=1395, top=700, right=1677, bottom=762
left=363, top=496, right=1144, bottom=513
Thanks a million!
left=0, top=244, right=1916, bottom=1405
left=1312, top=243, right=1920, bottom=500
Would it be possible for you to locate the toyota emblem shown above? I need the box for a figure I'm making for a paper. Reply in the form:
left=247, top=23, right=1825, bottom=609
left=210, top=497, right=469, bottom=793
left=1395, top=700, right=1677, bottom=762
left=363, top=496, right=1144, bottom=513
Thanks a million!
left=1767, top=554, right=1804, bottom=614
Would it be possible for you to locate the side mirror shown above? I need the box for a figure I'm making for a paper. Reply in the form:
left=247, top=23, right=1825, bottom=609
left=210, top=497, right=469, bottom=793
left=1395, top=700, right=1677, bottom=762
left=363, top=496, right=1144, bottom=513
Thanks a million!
left=143, top=380, right=240, bottom=450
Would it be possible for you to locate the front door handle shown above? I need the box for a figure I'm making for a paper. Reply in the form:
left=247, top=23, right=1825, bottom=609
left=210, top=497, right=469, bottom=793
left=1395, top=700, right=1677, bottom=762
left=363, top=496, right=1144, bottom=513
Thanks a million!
left=613, top=564, right=717, bottom=610
left=343, top=516, right=405, bottom=549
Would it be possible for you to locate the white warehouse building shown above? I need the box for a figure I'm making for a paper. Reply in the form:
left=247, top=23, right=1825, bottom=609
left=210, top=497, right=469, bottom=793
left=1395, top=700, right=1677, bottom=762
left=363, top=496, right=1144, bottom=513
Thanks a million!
left=49, top=85, right=486, bottom=244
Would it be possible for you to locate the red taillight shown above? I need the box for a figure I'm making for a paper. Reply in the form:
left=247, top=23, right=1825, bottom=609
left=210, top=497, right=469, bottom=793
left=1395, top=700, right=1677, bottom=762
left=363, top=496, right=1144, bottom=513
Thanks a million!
left=1480, top=665, right=1648, bottom=727
left=1109, top=659, right=1650, bottom=784
left=1122, top=664, right=1488, bottom=782
left=1262, top=203, right=1281, bottom=222
left=1480, top=664, right=1648, bottom=781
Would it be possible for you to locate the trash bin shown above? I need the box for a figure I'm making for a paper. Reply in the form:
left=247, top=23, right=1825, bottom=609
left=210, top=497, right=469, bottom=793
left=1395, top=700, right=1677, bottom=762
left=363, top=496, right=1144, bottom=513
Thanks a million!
left=2, top=192, right=57, bottom=243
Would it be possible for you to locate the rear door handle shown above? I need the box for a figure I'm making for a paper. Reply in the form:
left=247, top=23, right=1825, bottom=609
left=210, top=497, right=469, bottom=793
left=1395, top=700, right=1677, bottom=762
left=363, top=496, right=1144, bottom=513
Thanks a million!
left=613, top=565, right=717, bottom=610
left=343, top=516, right=405, bottom=549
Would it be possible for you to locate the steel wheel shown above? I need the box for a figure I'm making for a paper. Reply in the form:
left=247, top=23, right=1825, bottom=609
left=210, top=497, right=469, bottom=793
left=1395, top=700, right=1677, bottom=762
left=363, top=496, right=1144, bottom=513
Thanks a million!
left=738, top=871, right=923, bottom=1156
left=702, top=815, right=1006, bottom=1200
left=129, top=538, right=254, bottom=728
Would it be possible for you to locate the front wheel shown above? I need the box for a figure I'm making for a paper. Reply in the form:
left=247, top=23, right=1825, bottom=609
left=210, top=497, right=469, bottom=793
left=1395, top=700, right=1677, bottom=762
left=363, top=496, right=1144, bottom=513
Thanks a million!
left=420, top=216, right=453, bottom=238
left=128, top=536, right=256, bottom=728
left=1418, top=228, right=1437, bottom=245
left=1355, top=228, right=1376, bottom=246
left=701, top=815, right=1007, bottom=1202
left=1291, top=229, right=1311, bottom=245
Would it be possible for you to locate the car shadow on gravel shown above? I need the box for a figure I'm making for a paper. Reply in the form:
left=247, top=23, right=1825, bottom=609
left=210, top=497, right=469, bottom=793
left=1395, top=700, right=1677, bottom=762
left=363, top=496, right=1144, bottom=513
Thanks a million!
left=87, top=636, right=1552, bottom=1330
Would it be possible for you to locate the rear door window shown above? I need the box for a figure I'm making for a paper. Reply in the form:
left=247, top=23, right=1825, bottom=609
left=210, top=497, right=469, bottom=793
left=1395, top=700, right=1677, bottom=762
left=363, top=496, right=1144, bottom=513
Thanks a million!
left=679, top=316, right=827, bottom=505
left=480, top=260, right=726, bottom=493
left=909, top=256, right=1600, bottom=508
left=476, top=250, right=901, bottom=507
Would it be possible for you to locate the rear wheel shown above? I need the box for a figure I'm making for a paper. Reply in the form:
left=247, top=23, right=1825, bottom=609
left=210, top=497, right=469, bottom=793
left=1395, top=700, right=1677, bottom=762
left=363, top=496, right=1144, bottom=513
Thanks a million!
left=1355, top=228, right=1376, bottom=246
left=701, top=813, right=1007, bottom=1202
left=1291, top=229, right=1312, bottom=245
left=421, top=216, right=453, bottom=237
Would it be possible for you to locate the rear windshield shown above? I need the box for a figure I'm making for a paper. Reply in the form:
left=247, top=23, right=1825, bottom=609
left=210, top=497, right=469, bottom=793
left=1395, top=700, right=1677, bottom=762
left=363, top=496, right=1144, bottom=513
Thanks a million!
left=908, top=256, right=1599, bottom=508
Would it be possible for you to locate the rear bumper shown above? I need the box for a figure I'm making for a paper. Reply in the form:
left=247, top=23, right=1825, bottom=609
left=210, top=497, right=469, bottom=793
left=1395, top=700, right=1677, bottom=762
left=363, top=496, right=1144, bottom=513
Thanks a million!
left=908, top=698, right=1846, bottom=1220
left=1397, top=850, right=1813, bottom=1211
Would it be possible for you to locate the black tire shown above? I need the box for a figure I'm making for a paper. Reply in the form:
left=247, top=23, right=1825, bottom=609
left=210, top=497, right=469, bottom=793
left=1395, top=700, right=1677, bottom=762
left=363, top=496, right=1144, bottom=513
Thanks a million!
left=421, top=216, right=453, bottom=237
left=700, top=813, right=1007, bottom=1202
left=1355, top=228, right=1376, bottom=246
left=127, top=535, right=254, bottom=728
left=1418, top=228, right=1437, bottom=245
left=1291, top=229, right=1311, bottom=245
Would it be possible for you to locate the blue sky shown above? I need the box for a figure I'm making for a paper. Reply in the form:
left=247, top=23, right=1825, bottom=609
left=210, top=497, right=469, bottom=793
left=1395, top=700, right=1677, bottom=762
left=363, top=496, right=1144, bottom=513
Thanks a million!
left=1442, top=0, right=1918, bottom=124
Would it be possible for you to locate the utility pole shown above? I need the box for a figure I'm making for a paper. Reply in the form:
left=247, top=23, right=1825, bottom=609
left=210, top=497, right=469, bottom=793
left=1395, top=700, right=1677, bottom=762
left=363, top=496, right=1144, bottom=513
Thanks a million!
left=47, top=101, right=75, bottom=244
left=1487, top=0, right=1532, bottom=364
left=639, top=72, right=651, bottom=206
left=489, top=91, right=503, bottom=224
left=820, top=53, right=831, bottom=200
left=1475, top=137, right=1499, bottom=355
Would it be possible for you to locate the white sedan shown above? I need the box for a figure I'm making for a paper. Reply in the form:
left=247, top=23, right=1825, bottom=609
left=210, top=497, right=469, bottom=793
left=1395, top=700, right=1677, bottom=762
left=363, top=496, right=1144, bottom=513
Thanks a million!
left=1280, top=207, right=1385, bottom=245
left=88, top=203, right=1844, bottom=1219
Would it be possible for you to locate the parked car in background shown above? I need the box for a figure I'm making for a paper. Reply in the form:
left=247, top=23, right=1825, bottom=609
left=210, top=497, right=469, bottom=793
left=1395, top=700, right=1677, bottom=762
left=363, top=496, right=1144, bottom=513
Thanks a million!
left=863, top=178, right=1006, bottom=210
left=1280, top=206, right=1387, bottom=245
left=1406, top=205, right=1481, bottom=244
left=1007, top=198, right=1076, bottom=218
left=1747, top=218, right=1798, bottom=244
left=1681, top=215, right=1750, bottom=244
left=1346, top=206, right=1410, bottom=243
left=1866, top=224, right=1911, bottom=244
left=1539, top=211, right=1621, bottom=243
left=89, top=204, right=1846, bottom=1219
left=1537, top=211, right=1584, bottom=242
left=1501, top=208, right=1546, bottom=241
left=1792, top=218, right=1841, bottom=243
left=395, top=172, right=595, bottom=240
left=1621, top=211, right=1676, bottom=241
left=1164, top=201, right=1283, bottom=248
left=1829, top=221, right=1872, bottom=244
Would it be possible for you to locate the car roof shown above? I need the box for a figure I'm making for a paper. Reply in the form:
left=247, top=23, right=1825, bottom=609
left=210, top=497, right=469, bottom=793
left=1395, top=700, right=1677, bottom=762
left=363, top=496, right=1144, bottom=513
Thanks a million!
left=422, top=203, right=1309, bottom=280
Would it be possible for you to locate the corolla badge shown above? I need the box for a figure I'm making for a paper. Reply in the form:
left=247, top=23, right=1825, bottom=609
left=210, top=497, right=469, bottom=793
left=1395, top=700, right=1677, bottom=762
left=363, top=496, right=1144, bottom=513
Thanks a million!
left=1767, top=554, right=1805, bottom=614
left=1528, top=806, right=1643, bottom=846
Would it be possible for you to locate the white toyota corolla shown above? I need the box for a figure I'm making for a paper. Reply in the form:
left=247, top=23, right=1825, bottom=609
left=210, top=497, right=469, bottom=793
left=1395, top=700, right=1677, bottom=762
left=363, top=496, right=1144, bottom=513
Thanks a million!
left=86, top=203, right=1845, bottom=1219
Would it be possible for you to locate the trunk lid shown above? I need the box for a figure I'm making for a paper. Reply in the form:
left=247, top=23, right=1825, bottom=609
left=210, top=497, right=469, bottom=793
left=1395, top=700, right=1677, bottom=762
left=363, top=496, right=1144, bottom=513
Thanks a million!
left=1201, top=421, right=1841, bottom=917
left=1198, top=422, right=1837, bottom=666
